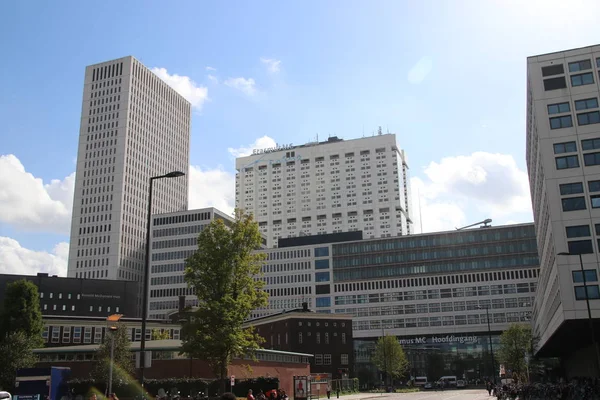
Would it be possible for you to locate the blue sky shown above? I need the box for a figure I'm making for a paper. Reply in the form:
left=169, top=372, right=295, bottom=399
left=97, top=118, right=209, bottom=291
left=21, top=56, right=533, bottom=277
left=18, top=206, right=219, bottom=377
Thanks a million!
left=1, top=0, right=599, bottom=275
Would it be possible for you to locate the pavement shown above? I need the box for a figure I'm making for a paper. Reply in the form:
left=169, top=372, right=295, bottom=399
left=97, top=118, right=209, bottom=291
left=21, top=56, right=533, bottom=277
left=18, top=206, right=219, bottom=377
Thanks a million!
left=334, top=390, right=494, bottom=400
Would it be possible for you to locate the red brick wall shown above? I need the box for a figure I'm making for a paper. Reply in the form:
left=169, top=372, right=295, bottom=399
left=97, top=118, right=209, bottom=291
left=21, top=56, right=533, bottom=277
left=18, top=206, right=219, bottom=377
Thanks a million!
left=35, top=358, right=309, bottom=391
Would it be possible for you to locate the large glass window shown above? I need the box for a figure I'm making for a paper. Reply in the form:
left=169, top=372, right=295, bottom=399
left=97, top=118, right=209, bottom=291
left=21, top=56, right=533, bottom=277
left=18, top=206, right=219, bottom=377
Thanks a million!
left=544, top=77, right=567, bottom=91
left=569, top=60, right=592, bottom=72
left=553, top=141, right=577, bottom=154
left=589, top=181, right=600, bottom=193
left=542, top=64, right=564, bottom=77
left=316, top=297, right=331, bottom=307
left=582, top=138, right=600, bottom=151
left=314, top=247, right=329, bottom=257
left=548, top=102, right=571, bottom=114
left=566, top=225, right=591, bottom=238
left=315, top=272, right=330, bottom=282
left=568, top=240, right=594, bottom=254
left=571, top=72, right=595, bottom=87
left=591, top=195, right=600, bottom=208
left=575, top=98, right=599, bottom=110
left=556, top=155, right=579, bottom=169
left=562, top=197, right=586, bottom=211
left=315, top=259, right=330, bottom=269
left=575, top=285, right=600, bottom=300
left=572, top=270, right=598, bottom=283
left=550, top=115, right=573, bottom=129
left=584, top=153, right=600, bottom=167
left=578, top=111, right=600, bottom=126
left=560, top=182, right=584, bottom=195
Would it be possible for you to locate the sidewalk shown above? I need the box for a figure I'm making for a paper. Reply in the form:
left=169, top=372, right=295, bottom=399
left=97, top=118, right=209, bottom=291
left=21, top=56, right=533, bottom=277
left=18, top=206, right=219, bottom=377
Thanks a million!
left=315, top=394, right=393, bottom=400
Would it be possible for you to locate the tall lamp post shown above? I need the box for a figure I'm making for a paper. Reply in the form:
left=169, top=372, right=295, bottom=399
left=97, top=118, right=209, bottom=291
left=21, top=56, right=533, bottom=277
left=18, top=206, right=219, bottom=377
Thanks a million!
left=557, top=252, right=600, bottom=374
left=478, top=305, right=496, bottom=384
left=107, top=314, right=123, bottom=395
left=140, top=171, right=185, bottom=386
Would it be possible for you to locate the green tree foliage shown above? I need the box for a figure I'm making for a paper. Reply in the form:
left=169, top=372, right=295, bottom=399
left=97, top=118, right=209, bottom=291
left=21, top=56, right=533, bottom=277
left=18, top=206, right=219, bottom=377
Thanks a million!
left=92, top=324, right=135, bottom=387
left=372, top=335, right=409, bottom=384
left=0, top=279, right=44, bottom=346
left=151, top=329, right=171, bottom=340
left=181, top=210, right=268, bottom=393
left=0, top=280, right=44, bottom=390
left=498, top=323, right=532, bottom=381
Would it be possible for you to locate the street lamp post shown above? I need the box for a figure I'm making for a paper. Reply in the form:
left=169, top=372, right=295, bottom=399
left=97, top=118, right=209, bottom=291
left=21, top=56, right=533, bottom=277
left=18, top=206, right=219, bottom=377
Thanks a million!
left=557, top=252, right=600, bottom=374
left=139, top=171, right=185, bottom=386
left=478, top=305, right=496, bottom=384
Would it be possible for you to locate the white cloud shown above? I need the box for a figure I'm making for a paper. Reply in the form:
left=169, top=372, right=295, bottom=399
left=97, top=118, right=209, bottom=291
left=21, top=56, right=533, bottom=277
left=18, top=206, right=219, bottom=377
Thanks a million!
left=407, top=56, right=433, bottom=85
left=151, top=67, right=209, bottom=110
left=260, top=57, right=281, bottom=74
left=206, top=66, right=217, bottom=71
left=0, top=237, right=68, bottom=276
left=188, top=165, right=235, bottom=216
left=410, top=152, right=533, bottom=234
left=224, top=77, right=257, bottom=96
left=0, top=154, right=74, bottom=234
left=207, top=74, right=219, bottom=84
left=227, top=136, right=277, bottom=158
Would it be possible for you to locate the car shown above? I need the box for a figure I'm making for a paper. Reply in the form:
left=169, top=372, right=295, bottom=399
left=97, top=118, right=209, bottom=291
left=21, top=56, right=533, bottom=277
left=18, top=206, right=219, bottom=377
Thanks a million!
left=0, top=392, right=11, bottom=400
left=456, top=380, right=466, bottom=389
left=423, top=382, right=433, bottom=390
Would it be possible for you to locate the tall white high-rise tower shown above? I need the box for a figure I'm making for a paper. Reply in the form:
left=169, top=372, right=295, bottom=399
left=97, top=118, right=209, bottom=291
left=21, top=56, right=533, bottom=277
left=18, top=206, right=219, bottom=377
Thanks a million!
left=67, top=56, right=191, bottom=283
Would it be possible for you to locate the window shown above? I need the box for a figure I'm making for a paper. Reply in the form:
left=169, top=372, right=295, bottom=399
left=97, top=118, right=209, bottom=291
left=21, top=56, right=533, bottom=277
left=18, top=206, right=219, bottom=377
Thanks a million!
left=324, top=354, right=332, bottom=365
left=316, top=297, right=331, bottom=307
left=548, top=102, right=571, bottom=114
left=550, top=115, right=573, bottom=129
left=560, top=182, right=584, bottom=195
left=542, top=64, right=564, bottom=77
left=584, top=153, right=600, bottom=167
left=315, top=259, right=330, bottom=269
left=578, top=111, right=600, bottom=126
left=575, top=98, right=599, bottom=110
left=314, top=247, right=329, bottom=257
left=298, top=332, right=303, bottom=344
left=591, top=195, right=600, bottom=208
left=544, top=77, right=567, bottom=91
left=582, top=138, right=600, bottom=151
left=575, top=285, right=600, bottom=300
left=568, top=240, right=594, bottom=254
left=589, top=181, right=600, bottom=193
left=315, top=354, right=322, bottom=365
left=341, top=354, right=349, bottom=365
left=316, top=332, right=320, bottom=344
left=325, top=332, right=330, bottom=344
left=573, top=270, right=598, bottom=283
left=562, top=197, right=586, bottom=211
left=571, top=73, right=594, bottom=87
left=555, top=155, right=579, bottom=169
left=569, top=60, right=592, bottom=72
left=341, top=333, right=346, bottom=344
left=553, top=141, right=577, bottom=154
left=566, top=225, right=591, bottom=238
left=315, top=272, right=330, bottom=282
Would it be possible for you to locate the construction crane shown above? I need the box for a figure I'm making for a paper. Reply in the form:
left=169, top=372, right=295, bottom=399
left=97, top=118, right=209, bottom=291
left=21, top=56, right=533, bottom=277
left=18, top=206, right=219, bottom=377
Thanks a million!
left=456, top=218, right=492, bottom=231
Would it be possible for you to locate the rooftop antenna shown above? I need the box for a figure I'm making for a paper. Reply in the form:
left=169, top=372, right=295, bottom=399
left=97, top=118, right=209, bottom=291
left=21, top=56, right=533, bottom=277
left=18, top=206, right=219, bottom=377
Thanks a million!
left=378, top=126, right=383, bottom=136
left=362, top=124, right=365, bottom=137
left=418, top=187, right=423, bottom=233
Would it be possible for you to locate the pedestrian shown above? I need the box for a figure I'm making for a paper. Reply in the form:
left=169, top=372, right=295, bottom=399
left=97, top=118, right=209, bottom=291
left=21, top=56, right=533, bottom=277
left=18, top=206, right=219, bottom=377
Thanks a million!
left=486, top=381, right=492, bottom=396
left=247, top=390, right=255, bottom=400
left=326, top=384, right=331, bottom=400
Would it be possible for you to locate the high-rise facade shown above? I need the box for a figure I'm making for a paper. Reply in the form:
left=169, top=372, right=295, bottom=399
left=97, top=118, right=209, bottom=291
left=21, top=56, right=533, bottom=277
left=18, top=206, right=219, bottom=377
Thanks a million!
left=527, top=45, right=600, bottom=376
left=67, top=56, right=191, bottom=283
left=235, top=134, right=412, bottom=247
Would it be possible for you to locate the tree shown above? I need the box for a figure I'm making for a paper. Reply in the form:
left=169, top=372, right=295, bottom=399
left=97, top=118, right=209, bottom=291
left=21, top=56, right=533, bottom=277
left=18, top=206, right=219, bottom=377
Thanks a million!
left=92, top=323, right=135, bottom=388
left=372, top=335, right=409, bottom=385
left=0, top=280, right=44, bottom=390
left=151, top=329, right=171, bottom=340
left=181, top=210, right=268, bottom=394
left=498, top=323, right=532, bottom=381
left=0, top=279, right=44, bottom=346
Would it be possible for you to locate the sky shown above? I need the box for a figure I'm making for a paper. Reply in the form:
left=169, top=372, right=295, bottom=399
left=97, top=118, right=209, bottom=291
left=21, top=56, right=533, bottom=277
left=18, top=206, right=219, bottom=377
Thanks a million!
left=1, top=0, right=599, bottom=276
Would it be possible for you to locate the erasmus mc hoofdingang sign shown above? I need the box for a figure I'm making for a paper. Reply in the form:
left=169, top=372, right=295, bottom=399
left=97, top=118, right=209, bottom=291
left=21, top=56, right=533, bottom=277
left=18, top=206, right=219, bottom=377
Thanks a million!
left=397, top=335, right=480, bottom=346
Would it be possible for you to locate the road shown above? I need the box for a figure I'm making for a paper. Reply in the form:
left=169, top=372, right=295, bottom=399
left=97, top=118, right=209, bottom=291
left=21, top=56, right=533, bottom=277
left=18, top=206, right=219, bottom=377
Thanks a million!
left=342, top=390, right=493, bottom=400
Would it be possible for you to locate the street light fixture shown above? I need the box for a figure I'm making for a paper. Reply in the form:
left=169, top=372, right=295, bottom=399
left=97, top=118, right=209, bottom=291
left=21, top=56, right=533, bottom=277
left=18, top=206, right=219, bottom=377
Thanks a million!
left=140, top=171, right=186, bottom=386
left=477, top=305, right=496, bottom=384
left=107, top=314, right=123, bottom=395
left=557, top=251, right=600, bottom=373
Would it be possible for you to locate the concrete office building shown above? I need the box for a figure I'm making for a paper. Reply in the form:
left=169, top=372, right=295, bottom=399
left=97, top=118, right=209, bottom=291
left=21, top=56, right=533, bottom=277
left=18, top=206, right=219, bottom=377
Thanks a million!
left=67, top=56, right=191, bottom=283
left=256, top=223, right=539, bottom=381
left=526, top=45, right=600, bottom=376
left=148, top=208, right=234, bottom=319
left=235, top=134, right=412, bottom=247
